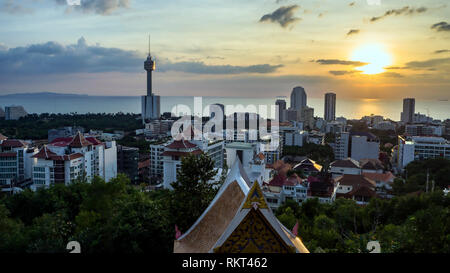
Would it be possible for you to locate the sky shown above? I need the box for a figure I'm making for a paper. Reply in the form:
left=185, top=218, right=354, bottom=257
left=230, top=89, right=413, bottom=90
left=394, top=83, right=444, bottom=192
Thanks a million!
left=0, top=0, right=449, bottom=99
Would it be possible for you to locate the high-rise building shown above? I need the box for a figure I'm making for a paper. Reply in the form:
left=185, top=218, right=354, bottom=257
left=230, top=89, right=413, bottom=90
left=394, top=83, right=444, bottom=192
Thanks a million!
left=324, top=92, right=336, bottom=121
left=401, top=98, right=415, bottom=124
left=117, top=145, right=140, bottom=184
left=301, top=107, right=315, bottom=129
left=275, top=99, right=287, bottom=122
left=0, top=139, right=35, bottom=186
left=141, top=37, right=160, bottom=124
left=5, top=105, right=28, bottom=120
left=0, top=107, right=5, bottom=119
left=31, top=132, right=117, bottom=190
left=290, top=86, right=307, bottom=112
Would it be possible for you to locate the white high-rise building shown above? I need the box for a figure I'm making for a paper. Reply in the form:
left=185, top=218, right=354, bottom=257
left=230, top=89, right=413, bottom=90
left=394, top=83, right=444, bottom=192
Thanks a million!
left=30, top=132, right=117, bottom=190
left=290, top=86, right=307, bottom=112
left=0, top=139, right=35, bottom=186
left=324, top=92, right=336, bottom=122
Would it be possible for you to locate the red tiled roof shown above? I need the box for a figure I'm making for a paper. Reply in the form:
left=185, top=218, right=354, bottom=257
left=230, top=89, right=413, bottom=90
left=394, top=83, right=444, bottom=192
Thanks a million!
left=362, top=172, right=395, bottom=183
left=336, top=174, right=376, bottom=188
left=32, top=145, right=83, bottom=161
left=338, top=184, right=377, bottom=199
left=85, top=137, right=103, bottom=146
left=69, top=132, right=92, bottom=148
left=32, top=146, right=58, bottom=159
left=268, top=174, right=287, bottom=187
left=331, top=158, right=360, bottom=168
left=161, top=149, right=203, bottom=157
left=285, top=176, right=300, bottom=186
left=166, top=139, right=197, bottom=149
left=0, top=139, right=27, bottom=148
left=51, top=136, right=102, bottom=147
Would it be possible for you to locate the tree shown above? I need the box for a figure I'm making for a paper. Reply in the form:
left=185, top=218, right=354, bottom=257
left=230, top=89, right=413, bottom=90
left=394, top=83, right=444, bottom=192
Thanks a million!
left=170, top=154, right=219, bottom=232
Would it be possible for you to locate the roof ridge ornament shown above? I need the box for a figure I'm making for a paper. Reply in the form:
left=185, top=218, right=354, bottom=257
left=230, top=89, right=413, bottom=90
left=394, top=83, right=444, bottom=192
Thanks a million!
left=242, top=180, right=268, bottom=210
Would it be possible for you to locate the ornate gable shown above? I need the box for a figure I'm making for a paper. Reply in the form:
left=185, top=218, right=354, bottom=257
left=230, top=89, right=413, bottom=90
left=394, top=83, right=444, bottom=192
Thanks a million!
left=214, top=208, right=295, bottom=253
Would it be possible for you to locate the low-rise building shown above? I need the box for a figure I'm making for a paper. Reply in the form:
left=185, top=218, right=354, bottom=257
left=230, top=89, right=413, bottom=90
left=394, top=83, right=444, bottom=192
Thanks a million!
left=335, top=174, right=376, bottom=205
left=293, top=158, right=322, bottom=177
left=330, top=158, right=361, bottom=178
left=397, top=136, right=450, bottom=171
left=307, top=173, right=338, bottom=204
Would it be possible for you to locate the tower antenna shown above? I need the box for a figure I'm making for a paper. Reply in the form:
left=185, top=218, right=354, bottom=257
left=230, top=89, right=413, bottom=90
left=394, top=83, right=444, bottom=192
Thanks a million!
left=148, top=34, right=151, bottom=56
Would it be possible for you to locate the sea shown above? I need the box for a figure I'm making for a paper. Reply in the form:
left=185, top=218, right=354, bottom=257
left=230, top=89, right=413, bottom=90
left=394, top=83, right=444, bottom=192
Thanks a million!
left=0, top=93, right=449, bottom=121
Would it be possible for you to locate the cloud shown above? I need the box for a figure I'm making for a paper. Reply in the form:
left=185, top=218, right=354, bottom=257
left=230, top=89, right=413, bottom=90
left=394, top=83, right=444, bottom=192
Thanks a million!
left=380, top=72, right=404, bottom=78
left=370, top=6, right=427, bottom=22
left=259, top=5, right=301, bottom=28
left=1, top=0, right=33, bottom=14
left=315, top=59, right=368, bottom=66
left=405, top=58, right=450, bottom=69
left=346, top=29, right=360, bottom=36
left=431, top=22, right=450, bottom=32
left=0, top=37, right=142, bottom=75
left=434, top=49, right=450, bottom=54
left=54, top=0, right=130, bottom=15
left=0, top=38, right=282, bottom=76
left=159, top=61, right=283, bottom=74
left=329, top=70, right=360, bottom=76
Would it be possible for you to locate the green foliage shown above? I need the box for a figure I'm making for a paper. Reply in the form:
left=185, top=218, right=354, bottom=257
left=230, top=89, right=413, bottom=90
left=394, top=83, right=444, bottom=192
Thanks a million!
left=0, top=113, right=142, bottom=140
left=170, top=154, right=219, bottom=232
left=283, top=143, right=335, bottom=165
left=275, top=192, right=450, bottom=253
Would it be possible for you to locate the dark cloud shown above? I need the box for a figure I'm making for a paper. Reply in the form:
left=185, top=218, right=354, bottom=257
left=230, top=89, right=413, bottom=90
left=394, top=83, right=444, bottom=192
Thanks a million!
left=370, top=6, right=427, bottom=22
left=259, top=5, right=301, bottom=28
left=380, top=72, right=404, bottom=78
left=159, top=61, right=283, bottom=74
left=405, top=58, right=450, bottom=69
left=346, top=29, right=360, bottom=36
left=315, top=59, right=368, bottom=66
left=329, top=70, right=360, bottom=76
left=54, top=0, right=130, bottom=15
left=0, top=37, right=142, bottom=75
left=434, top=49, right=450, bottom=54
left=0, top=38, right=282, bottom=76
left=431, top=22, right=450, bottom=32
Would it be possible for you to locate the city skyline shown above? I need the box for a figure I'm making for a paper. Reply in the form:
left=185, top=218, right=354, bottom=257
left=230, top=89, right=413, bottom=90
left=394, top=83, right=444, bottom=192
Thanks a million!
left=0, top=0, right=449, bottom=100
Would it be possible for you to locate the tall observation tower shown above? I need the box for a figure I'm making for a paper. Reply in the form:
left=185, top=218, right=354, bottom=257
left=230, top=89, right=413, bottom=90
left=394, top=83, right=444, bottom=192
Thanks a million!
left=141, top=36, right=160, bottom=123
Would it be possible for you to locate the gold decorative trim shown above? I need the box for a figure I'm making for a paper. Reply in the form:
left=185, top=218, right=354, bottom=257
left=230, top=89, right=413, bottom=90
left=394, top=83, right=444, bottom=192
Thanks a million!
left=242, top=181, right=268, bottom=209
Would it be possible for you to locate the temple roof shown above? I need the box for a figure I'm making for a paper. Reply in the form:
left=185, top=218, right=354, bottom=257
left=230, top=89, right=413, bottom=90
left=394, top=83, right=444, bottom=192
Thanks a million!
left=211, top=181, right=309, bottom=253
left=173, top=158, right=251, bottom=253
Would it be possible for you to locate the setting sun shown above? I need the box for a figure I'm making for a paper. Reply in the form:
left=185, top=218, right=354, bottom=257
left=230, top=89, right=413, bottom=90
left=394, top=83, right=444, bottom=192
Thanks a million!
left=351, top=44, right=392, bottom=75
